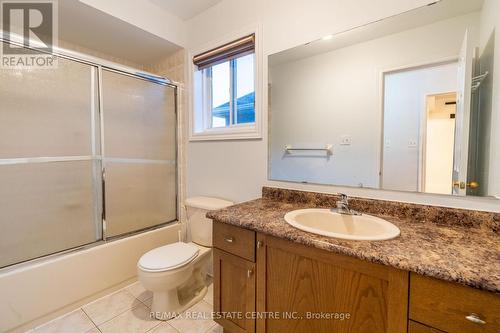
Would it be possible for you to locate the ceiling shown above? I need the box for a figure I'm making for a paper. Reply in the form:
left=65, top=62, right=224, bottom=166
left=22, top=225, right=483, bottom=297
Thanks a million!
left=58, top=0, right=181, bottom=65
left=149, top=0, right=222, bottom=20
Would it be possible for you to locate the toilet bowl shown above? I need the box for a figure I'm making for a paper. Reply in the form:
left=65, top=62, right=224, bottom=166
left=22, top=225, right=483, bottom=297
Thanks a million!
left=137, top=196, right=233, bottom=320
left=138, top=242, right=211, bottom=319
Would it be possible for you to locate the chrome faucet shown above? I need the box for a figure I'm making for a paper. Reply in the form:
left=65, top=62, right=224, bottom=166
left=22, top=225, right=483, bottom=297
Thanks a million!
left=333, top=193, right=361, bottom=215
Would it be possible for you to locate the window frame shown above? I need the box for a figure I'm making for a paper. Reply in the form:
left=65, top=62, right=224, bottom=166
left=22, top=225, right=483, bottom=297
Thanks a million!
left=201, top=55, right=255, bottom=130
left=189, top=26, right=262, bottom=141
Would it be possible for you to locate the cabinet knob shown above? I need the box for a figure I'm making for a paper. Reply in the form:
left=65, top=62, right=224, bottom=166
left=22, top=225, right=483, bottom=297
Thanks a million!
left=224, top=236, right=234, bottom=243
left=257, top=240, right=263, bottom=248
left=465, top=313, right=486, bottom=325
left=247, top=269, right=253, bottom=278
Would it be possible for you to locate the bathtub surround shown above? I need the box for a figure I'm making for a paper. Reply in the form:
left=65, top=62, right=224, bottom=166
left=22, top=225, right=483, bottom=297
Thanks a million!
left=0, top=224, right=180, bottom=333
left=145, top=49, right=190, bottom=230
left=207, top=187, right=499, bottom=292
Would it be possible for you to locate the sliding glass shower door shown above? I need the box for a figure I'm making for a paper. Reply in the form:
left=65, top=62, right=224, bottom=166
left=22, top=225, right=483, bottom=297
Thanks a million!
left=0, top=51, right=102, bottom=267
left=0, top=42, right=177, bottom=268
left=101, top=70, right=177, bottom=237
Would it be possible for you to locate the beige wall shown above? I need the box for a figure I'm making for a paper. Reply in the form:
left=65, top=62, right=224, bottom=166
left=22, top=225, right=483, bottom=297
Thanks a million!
left=425, top=94, right=457, bottom=194
left=58, top=39, right=146, bottom=70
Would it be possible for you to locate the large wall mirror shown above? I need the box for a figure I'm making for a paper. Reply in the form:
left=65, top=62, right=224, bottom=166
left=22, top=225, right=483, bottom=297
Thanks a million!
left=268, top=0, right=499, bottom=199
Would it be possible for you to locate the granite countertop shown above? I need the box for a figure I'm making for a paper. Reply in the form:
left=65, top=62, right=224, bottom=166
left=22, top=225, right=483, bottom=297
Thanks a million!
left=208, top=195, right=500, bottom=294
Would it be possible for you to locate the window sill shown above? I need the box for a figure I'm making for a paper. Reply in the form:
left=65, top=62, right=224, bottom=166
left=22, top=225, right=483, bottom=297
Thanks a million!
left=189, top=125, right=261, bottom=141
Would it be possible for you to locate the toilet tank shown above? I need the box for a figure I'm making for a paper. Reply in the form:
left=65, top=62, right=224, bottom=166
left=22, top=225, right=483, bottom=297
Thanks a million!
left=185, top=196, right=234, bottom=247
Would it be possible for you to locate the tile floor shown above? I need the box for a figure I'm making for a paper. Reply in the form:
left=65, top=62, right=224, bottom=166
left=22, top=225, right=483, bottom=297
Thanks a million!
left=27, top=282, right=222, bottom=333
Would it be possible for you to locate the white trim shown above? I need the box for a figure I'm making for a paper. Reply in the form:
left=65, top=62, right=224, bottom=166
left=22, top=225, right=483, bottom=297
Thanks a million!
left=103, top=158, right=176, bottom=165
left=188, top=23, right=263, bottom=141
left=0, top=156, right=100, bottom=165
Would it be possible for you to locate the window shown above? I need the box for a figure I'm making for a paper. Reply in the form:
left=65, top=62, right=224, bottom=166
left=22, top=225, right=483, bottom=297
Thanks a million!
left=206, top=54, right=255, bottom=128
left=192, top=33, right=259, bottom=140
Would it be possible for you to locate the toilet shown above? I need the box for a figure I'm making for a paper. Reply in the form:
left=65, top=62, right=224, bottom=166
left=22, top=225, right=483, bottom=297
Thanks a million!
left=137, top=196, right=233, bottom=320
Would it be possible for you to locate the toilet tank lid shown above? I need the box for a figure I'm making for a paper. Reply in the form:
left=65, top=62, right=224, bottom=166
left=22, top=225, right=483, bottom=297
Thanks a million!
left=185, top=196, right=234, bottom=210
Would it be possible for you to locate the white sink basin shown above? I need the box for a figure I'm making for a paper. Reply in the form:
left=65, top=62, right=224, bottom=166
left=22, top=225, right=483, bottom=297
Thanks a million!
left=284, top=208, right=400, bottom=241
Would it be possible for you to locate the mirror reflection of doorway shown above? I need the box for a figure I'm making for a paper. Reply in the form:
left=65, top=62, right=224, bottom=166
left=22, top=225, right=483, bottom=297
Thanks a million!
left=381, top=61, right=459, bottom=194
left=422, top=93, right=457, bottom=195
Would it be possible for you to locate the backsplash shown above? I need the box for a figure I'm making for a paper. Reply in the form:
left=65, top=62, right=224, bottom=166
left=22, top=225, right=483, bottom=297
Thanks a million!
left=262, top=187, right=499, bottom=232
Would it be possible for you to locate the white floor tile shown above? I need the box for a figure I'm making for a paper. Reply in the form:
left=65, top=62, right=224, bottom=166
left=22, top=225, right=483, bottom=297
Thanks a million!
left=126, top=281, right=153, bottom=303
left=32, top=309, right=96, bottom=333
left=98, top=303, right=161, bottom=333
left=168, top=301, right=216, bottom=333
left=146, top=322, right=179, bottom=333
left=83, top=289, right=140, bottom=326
left=206, top=323, right=223, bottom=333
left=32, top=281, right=222, bottom=333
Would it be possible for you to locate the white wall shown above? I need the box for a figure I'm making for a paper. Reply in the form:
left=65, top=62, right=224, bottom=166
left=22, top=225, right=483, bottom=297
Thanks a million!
left=0, top=224, right=180, bottom=333
left=79, top=0, right=187, bottom=47
left=185, top=0, right=500, bottom=211
left=269, top=15, right=472, bottom=189
left=383, top=63, right=458, bottom=192
left=479, top=0, right=500, bottom=198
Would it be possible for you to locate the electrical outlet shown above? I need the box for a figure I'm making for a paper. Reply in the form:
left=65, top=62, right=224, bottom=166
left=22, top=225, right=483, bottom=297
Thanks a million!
left=340, top=135, right=352, bottom=145
left=408, top=139, right=417, bottom=148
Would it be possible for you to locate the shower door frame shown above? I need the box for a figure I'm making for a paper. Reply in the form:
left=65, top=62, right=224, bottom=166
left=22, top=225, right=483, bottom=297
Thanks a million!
left=0, top=36, right=179, bottom=270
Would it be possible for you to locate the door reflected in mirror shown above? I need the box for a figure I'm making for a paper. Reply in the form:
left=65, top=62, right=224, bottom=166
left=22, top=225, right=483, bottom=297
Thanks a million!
left=268, top=0, right=499, bottom=199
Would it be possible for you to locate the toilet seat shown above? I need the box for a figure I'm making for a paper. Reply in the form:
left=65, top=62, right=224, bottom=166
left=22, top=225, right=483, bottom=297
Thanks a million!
left=138, top=242, right=199, bottom=273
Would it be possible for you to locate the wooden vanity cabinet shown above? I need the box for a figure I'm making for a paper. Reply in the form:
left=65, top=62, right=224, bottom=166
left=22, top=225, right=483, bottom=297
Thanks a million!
left=213, top=249, right=256, bottom=333
left=212, top=222, right=499, bottom=333
left=213, top=222, right=257, bottom=333
left=408, top=321, right=445, bottom=333
left=409, top=274, right=500, bottom=333
left=255, top=234, right=409, bottom=333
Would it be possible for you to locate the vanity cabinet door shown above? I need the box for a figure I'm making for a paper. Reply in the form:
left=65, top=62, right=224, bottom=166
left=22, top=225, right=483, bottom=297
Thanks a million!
left=213, top=248, right=256, bottom=333
left=256, top=233, right=409, bottom=333
left=408, top=321, right=445, bottom=333
left=410, top=273, right=500, bottom=333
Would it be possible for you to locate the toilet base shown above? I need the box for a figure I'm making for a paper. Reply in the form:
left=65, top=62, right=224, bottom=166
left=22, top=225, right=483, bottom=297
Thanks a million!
left=150, top=285, right=208, bottom=320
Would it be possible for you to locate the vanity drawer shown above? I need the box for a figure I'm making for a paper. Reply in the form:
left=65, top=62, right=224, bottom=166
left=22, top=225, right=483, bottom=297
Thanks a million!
left=410, top=273, right=500, bottom=333
left=213, top=222, right=256, bottom=262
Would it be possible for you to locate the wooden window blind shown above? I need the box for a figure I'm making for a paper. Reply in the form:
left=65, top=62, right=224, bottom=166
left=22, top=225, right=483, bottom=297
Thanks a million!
left=193, top=34, right=255, bottom=70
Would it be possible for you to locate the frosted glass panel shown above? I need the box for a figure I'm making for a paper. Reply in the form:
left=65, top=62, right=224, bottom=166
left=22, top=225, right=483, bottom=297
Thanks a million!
left=105, top=163, right=176, bottom=237
left=102, top=70, right=176, bottom=160
left=0, top=161, right=101, bottom=268
left=0, top=48, right=98, bottom=158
